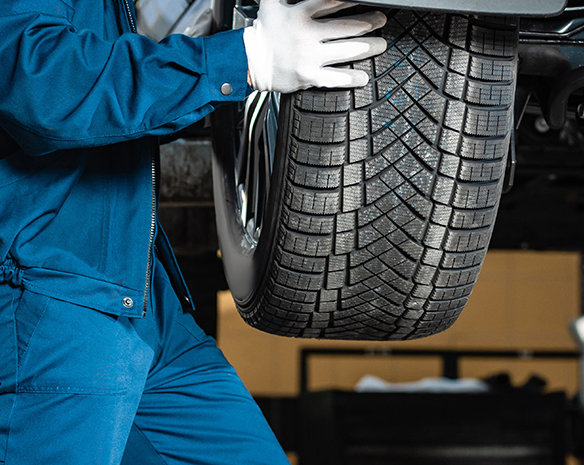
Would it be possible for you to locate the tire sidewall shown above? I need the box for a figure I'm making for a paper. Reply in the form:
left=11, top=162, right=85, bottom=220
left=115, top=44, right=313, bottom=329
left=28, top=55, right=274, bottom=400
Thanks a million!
left=211, top=95, right=293, bottom=307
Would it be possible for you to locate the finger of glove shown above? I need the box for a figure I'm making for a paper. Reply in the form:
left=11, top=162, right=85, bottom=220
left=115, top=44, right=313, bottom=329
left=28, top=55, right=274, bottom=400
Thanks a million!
left=314, top=68, right=370, bottom=88
left=321, top=37, right=387, bottom=66
left=299, top=0, right=356, bottom=18
left=318, top=11, right=387, bottom=40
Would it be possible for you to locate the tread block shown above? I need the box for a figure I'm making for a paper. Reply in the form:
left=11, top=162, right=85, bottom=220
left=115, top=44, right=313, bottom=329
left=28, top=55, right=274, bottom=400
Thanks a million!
left=349, top=138, right=370, bottom=163
left=285, top=183, right=340, bottom=214
left=445, top=73, right=466, bottom=99
left=444, top=100, right=466, bottom=131
left=441, top=249, right=485, bottom=269
left=275, top=248, right=327, bottom=273
left=470, top=26, right=517, bottom=57
left=294, top=111, right=347, bottom=143
left=449, top=207, right=496, bottom=229
left=425, top=297, right=469, bottom=312
left=291, top=140, right=346, bottom=166
left=342, top=185, right=363, bottom=212
left=371, top=100, right=400, bottom=133
left=336, top=212, right=356, bottom=233
left=350, top=110, right=370, bottom=140
left=288, top=160, right=341, bottom=189
left=343, top=163, right=363, bottom=187
left=444, top=228, right=490, bottom=252
left=418, top=89, right=447, bottom=123
left=279, top=228, right=333, bottom=257
left=282, top=207, right=335, bottom=234
left=452, top=181, right=500, bottom=209
left=458, top=159, right=504, bottom=182
left=460, top=135, right=509, bottom=160
left=438, top=152, right=461, bottom=178
left=295, top=89, right=351, bottom=112
left=271, top=282, right=318, bottom=304
left=469, top=56, right=515, bottom=81
left=448, top=49, right=470, bottom=75
left=353, top=60, right=375, bottom=109
left=448, top=16, right=469, bottom=49
left=465, top=108, right=510, bottom=137
left=466, top=81, right=513, bottom=106
left=335, top=231, right=355, bottom=255
left=431, top=284, right=474, bottom=300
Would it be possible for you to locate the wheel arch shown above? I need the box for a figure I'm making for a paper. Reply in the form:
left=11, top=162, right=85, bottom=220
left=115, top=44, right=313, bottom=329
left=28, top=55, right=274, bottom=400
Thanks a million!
left=326, top=0, right=567, bottom=16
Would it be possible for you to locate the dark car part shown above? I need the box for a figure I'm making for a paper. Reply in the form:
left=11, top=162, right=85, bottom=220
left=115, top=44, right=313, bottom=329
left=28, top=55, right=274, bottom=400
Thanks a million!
left=520, top=4, right=584, bottom=46
left=346, top=0, right=567, bottom=17
left=545, top=67, right=584, bottom=129
left=212, top=10, right=519, bottom=340
left=517, top=9, right=584, bottom=131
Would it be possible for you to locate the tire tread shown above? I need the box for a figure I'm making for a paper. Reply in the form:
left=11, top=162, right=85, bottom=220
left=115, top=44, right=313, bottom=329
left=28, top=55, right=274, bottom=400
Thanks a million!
left=240, top=11, right=517, bottom=340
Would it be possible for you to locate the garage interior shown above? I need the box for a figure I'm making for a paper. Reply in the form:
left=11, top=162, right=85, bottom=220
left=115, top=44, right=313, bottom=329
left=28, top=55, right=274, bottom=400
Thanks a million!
left=7, top=0, right=584, bottom=462
left=155, top=78, right=584, bottom=464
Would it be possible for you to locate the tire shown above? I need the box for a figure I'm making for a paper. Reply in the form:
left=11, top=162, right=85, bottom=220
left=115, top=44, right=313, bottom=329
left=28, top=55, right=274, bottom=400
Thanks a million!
left=212, top=10, right=518, bottom=340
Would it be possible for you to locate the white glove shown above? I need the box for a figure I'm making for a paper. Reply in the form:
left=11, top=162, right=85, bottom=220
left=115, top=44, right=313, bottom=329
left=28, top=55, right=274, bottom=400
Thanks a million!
left=243, top=0, right=387, bottom=93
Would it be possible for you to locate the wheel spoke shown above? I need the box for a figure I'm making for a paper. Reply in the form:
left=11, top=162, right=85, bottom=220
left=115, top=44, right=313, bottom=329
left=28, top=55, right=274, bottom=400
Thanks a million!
left=233, top=91, right=280, bottom=245
left=235, top=92, right=255, bottom=185
left=244, top=122, right=255, bottom=229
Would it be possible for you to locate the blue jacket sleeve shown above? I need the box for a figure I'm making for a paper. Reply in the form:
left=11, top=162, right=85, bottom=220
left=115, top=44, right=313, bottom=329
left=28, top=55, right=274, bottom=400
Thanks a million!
left=0, top=10, right=250, bottom=155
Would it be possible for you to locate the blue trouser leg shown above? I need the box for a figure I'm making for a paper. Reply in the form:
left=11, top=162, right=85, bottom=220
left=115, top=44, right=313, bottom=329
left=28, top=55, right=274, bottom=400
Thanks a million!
left=120, top=258, right=290, bottom=465
left=0, top=256, right=289, bottom=465
left=0, top=285, right=153, bottom=465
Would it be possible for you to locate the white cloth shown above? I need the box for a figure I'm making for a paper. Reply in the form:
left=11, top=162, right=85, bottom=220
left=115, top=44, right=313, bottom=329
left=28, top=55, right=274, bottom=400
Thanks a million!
left=355, top=375, right=491, bottom=394
left=243, top=0, right=387, bottom=93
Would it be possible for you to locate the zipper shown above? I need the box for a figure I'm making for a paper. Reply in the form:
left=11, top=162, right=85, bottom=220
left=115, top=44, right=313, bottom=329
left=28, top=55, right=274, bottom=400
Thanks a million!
left=122, top=0, right=136, bottom=33
left=142, top=150, right=158, bottom=317
left=120, top=0, right=155, bottom=317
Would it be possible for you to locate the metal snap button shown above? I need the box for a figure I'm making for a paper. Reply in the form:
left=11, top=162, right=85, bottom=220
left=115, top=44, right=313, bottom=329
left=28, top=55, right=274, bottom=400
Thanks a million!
left=122, top=297, right=134, bottom=308
left=221, top=83, right=233, bottom=96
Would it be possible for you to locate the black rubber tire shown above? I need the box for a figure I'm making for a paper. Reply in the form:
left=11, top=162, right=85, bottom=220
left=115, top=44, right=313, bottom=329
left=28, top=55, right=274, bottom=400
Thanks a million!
left=212, top=10, right=518, bottom=340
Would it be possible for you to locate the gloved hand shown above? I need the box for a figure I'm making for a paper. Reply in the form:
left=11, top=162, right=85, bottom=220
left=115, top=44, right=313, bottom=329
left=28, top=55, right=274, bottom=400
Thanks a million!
left=243, top=0, right=387, bottom=93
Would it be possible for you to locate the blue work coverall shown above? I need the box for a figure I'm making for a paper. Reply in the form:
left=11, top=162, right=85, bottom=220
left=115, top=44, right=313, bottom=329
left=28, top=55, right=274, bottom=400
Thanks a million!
left=0, top=0, right=289, bottom=464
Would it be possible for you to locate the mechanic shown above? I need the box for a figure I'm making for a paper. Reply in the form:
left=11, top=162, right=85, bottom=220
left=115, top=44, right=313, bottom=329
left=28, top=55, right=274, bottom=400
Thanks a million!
left=0, top=0, right=386, bottom=464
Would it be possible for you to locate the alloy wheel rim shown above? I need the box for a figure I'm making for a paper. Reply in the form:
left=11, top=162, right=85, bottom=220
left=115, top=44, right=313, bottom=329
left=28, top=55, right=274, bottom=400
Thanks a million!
left=234, top=91, right=280, bottom=246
